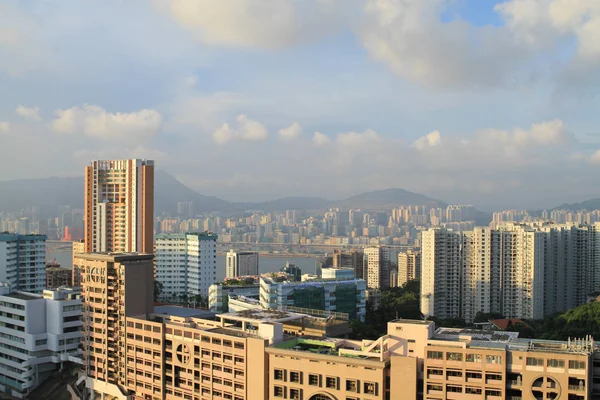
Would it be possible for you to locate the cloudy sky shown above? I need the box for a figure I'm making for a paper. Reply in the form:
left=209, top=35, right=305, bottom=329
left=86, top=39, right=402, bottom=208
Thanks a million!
left=1, top=0, right=600, bottom=210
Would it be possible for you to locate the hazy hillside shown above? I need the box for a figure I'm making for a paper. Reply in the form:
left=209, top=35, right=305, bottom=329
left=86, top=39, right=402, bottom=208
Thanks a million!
left=334, top=188, right=446, bottom=210
left=0, top=171, right=231, bottom=216
left=555, top=198, right=600, bottom=211
left=0, top=175, right=457, bottom=215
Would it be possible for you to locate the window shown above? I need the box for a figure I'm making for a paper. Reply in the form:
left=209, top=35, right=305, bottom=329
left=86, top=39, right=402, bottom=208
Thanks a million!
left=486, top=373, right=502, bottom=382
left=364, top=382, right=377, bottom=395
left=526, top=357, right=543, bottom=367
left=427, top=368, right=443, bottom=378
left=290, top=388, right=301, bottom=399
left=466, top=371, right=482, bottom=380
left=485, top=389, right=501, bottom=397
left=346, top=379, right=358, bottom=392
left=466, top=353, right=482, bottom=363
left=446, top=385, right=462, bottom=393
left=569, top=360, right=586, bottom=370
left=290, top=371, right=301, bottom=383
left=486, top=355, right=502, bottom=364
left=547, top=359, right=565, bottom=368
left=447, top=370, right=462, bottom=378
left=326, top=377, right=337, bottom=389
left=309, top=374, right=320, bottom=386
left=427, top=351, right=443, bottom=360
left=466, top=387, right=482, bottom=394
left=274, top=369, right=284, bottom=381
left=427, top=384, right=443, bottom=394
left=446, top=352, right=463, bottom=362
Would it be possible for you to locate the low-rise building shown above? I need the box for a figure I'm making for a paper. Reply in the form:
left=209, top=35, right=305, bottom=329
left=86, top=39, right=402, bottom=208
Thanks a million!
left=321, top=267, right=355, bottom=280
left=208, top=283, right=259, bottom=312
left=260, top=276, right=367, bottom=321
left=0, top=284, right=82, bottom=398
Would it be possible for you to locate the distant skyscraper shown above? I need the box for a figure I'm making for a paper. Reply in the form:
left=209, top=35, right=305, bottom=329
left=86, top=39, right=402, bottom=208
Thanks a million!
left=225, top=250, right=259, bottom=278
left=84, top=159, right=154, bottom=253
left=0, top=233, right=46, bottom=293
left=363, top=246, right=391, bottom=289
left=332, top=249, right=364, bottom=279
left=398, top=250, right=421, bottom=287
left=155, top=232, right=218, bottom=299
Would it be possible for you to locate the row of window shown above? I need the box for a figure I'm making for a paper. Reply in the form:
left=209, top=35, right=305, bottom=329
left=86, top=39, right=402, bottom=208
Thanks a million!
left=526, top=357, right=585, bottom=370
left=427, top=351, right=503, bottom=364
left=273, top=370, right=378, bottom=395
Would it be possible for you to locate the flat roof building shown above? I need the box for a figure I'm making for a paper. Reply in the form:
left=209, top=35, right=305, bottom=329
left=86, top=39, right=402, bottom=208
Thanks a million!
left=0, top=284, right=82, bottom=399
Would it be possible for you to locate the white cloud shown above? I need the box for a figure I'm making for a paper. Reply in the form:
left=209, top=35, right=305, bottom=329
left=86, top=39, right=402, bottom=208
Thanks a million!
left=15, top=105, right=41, bottom=120
left=588, top=149, right=600, bottom=165
left=278, top=122, right=302, bottom=141
left=413, top=130, right=441, bottom=151
left=358, top=0, right=600, bottom=89
left=212, top=123, right=234, bottom=145
left=49, top=105, right=163, bottom=141
left=161, top=0, right=344, bottom=49
left=211, top=114, right=268, bottom=145
left=337, top=129, right=380, bottom=147
left=312, top=131, right=331, bottom=147
left=0, top=122, right=9, bottom=133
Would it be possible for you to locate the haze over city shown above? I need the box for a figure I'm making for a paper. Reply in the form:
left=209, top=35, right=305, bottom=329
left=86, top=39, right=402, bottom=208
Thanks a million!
left=2, top=1, right=600, bottom=209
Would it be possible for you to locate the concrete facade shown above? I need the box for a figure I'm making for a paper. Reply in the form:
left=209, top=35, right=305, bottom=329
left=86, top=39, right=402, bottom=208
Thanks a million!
left=0, top=284, right=82, bottom=398
left=155, top=232, right=218, bottom=300
left=225, top=250, right=259, bottom=278
left=0, top=233, right=46, bottom=293
left=84, top=159, right=154, bottom=254
left=259, top=277, right=367, bottom=321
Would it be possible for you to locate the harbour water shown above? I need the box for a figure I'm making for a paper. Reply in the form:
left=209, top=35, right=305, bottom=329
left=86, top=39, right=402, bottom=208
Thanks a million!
left=46, top=242, right=319, bottom=282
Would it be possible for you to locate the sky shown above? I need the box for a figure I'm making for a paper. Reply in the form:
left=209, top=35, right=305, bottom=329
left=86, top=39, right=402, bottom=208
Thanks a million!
left=1, top=0, right=600, bottom=210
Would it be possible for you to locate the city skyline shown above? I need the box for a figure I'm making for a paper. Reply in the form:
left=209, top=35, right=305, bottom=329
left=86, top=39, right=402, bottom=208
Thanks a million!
left=1, top=1, right=600, bottom=209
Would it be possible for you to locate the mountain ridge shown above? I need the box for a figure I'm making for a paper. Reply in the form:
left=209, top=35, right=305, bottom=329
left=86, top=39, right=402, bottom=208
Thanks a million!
left=0, top=173, right=447, bottom=215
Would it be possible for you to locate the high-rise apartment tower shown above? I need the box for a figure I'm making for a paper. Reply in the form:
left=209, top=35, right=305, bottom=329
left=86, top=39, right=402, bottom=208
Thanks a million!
left=84, top=159, right=154, bottom=253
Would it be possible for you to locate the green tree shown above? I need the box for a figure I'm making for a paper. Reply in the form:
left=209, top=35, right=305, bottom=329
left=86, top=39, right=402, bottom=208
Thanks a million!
left=153, top=280, right=164, bottom=302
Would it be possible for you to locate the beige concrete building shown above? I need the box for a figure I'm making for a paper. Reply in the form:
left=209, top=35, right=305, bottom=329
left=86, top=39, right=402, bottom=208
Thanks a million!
left=84, top=159, right=154, bottom=254
left=72, top=240, right=85, bottom=287
left=398, top=249, right=421, bottom=287
left=76, top=252, right=155, bottom=399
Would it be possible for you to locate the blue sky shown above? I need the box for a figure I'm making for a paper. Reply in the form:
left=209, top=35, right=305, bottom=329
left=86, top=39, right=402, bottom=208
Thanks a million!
left=1, top=0, right=600, bottom=209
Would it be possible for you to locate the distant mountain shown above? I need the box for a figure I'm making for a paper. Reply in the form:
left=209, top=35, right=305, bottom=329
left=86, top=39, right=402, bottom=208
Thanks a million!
left=334, top=188, right=446, bottom=211
left=0, top=174, right=452, bottom=216
left=237, top=196, right=331, bottom=212
left=554, top=198, right=600, bottom=211
left=153, top=171, right=230, bottom=214
left=0, top=171, right=231, bottom=217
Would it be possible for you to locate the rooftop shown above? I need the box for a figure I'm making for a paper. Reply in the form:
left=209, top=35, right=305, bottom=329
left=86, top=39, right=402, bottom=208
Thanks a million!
left=154, top=305, right=215, bottom=319
left=4, top=291, right=41, bottom=300
left=390, top=318, right=434, bottom=326
left=434, top=327, right=519, bottom=343
left=74, top=252, right=154, bottom=262
left=219, top=309, right=305, bottom=324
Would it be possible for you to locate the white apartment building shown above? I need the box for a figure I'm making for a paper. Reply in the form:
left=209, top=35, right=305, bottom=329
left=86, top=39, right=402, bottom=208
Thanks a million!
left=364, top=246, right=391, bottom=289
left=155, top=232, right=218, bottom=300
left=0, top=233, right=46, bottom=293
left=0, top=284, right=82, bottom=398
left=225, top=250, right=259, bottom=278
left=422, top=222, right=600, bottom=323
left=420, top=228, right=462, bottom=320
